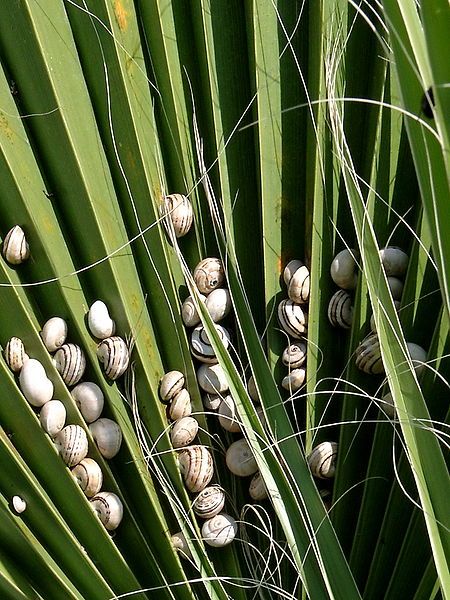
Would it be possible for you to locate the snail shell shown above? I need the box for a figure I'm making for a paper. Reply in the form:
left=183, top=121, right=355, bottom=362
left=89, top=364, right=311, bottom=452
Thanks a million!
left=159, top=370, right=185, bottom=403
left=283, top=260, right=304, bottom=287
left=160, top=193, right=193, bottom=239
left=89, top=418, right=122, bottom=459
left=178, top=445, right=214, bottom=493
left=308, top=441, right=338, bottom=479
left=12, top=495, right=27, bottom=514
left=71, top=381, right=104, bottom=423
left=278, top=299, right=308, bottom=339
left=193, top=258, right=225, bottom=295
left=170, top=416, right=199, bottom=448
left=71, top=457, right=103, bottom=497
left=281, top=368, right=306, bottom=393
left=39, top=399, right=66, bottom=437
left=282, top=342, right=307, bottom=369
left=381, top=391, right=395, bottom=418
left=330, top=249, right=359, bottom=290
left=197, top=363, right=229, bottom=395
left=190, top=324, right=231, bottom=364
left=2, top=225, right=30, bottom=265
left=54, top=424, right=88, bottom=467
left=90, top=491, right=123, bottom=531
left=88, top=300, right=116, bottom=339
left=171, top=531, right=192, bottom=560
left=370, top=300, right=400, bottom=332
left=181, top=294, right=206, bottom=328
left=19, top=358, right=54, bottom=407
left=247, top=375, right=260, bottom=403
left=380, top=247, right=408, bottom=278
left=202, top=513, right=237, bottom=548
left=249, top=471, right=268, bottom=501
left=355, top=333, right=384, bottom=374
left=169, top=388, right=192, bottom=420
left=53, top=343, right=86, bottom=386
left=387, top=276, right=403, bottom=301
left=202, top=392, right=222, bottom=411
left=205, top=288, right=232, bottom=322
left=328, top=289, right=353, bottom=329
left=407, top=342, right=427, bottom=376
left=4, top=337, right=29, bottom=373
left=193, top=485, right=226, bottom=519
left=226, top=438, right=258, bottom=477
left=218, top=395, right=241, bottom=432
left=288, top=265, right=310, bottom=304
left=96, top=336, right=129, bottom=380
left=40, top=317, right=68, bottom=353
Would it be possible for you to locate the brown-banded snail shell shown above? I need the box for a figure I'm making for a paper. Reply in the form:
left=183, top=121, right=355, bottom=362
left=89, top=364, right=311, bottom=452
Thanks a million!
left=54, top=424, right=88, bottom=467
left=40, top=317, right=68, bottom=353
left=89, top=418, right=122, bottom=459
left=88, top=300, right=116, bottom=339
left=197, top=363, right=229, bottom=395
left=193, top=258, right=225, bottom=295
left=218, top=395, right=241, bottom=433
left=193, top=485, right=226, bottom=519
left=328, top=289, right=353, bottom=329
left=355, top=333, right=384, bottom=374
left=181, top=294, right=206, bottom=328
left=308, top=441, right=338, bottom=479
left=370, top=300, right=400, bottom=332
left=96, top=336, right=129, bottom=380
left=171, top=531, right=192, bottom=560
left=190, top=324, right=231, bottom=364
left=53, top=343, right=86, bottom=386
left=407, top=342, right=427, bottom=376
left=71, top=381, right=104, bottom=423
left=2, top=226, right=30, bottom=265
left=247, top=375, right=260, bottom=403
left=202, top=513, right=237, bottom=548
left=287, top=264, right=310, bottom=304
left=72, top=457, right=103, bottom=497
left=12, top=495, right=27, bottom=514
left=160, top=193, right=193, bottom=240
left=159, top=370, right=185, bottom=404
left=226, top=438, right=258, bottom=477
left=19, top=358, right=54, bottom=407
left=169, top=389, right=192, bottom=420
left=202, top=392, right=223, bottom=411
left=278, top=299, right=308, bottom=339
left=330, top=248, right=359, bottom=290
left=205, top=288, right=232, bottom=322
left=283, top=260, right=304, bottom=287
left=380, top=247, right=408, bottom=278
left=39, top=399, right=66, bottom=437
left=281, top=368, right=306, bottom=393
left=90, top=491, right=123, bottom=531
left=282, top=342, right=307, bottom=369
left=178, top=445, right=214, bottom=493
left=170, top=416, right=199, bottom=448
left=249, top=471, right=268, bottom=501
left=4, top=337, right=29, bottom=373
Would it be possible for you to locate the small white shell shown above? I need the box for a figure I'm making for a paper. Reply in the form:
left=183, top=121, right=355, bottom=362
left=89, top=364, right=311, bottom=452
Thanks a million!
left=88, top=301, right=116, bottom=339
left=202, top=393, right=223, bottom=411
left=72, top=457, right=103, bottom=497
left=4, top=337, right=29, bottom=373
left=40, top=317, right=68, bottom=353
left=160, top=193, right=194, bottom=240
left=202, top=513, right=237, bottom=548
left=2, top=226, right=30, bottom=265
left=89, top=418, right=122, bottom=459
left=171, top=531, right=192, bottom=560
left=387, top=276, right=403, bottom=300
left=39, top=399, right=66, bottom=437
left=283, top=260, right=304, bottom=287
left=71, top=382, right=104, bottom=423
left=19, top=358, right=54, bottom=407
left=193, top=485, right=226, bottom=519
left=247, top=375, right=260, bottom=403
left=190, top=324, right=230, bottom=364
left=308, top=441, right=338, bottom=479
left=96, top=336, right=129, bottom=380
left=159, top=371, right=185, bottom=403
left=281, top=343, right=307, bottom=369
left=12, top=495, right=27, bottom=514
left=226, top=438, right=258, bottom=477
left=170, top=416, right=199, bottom=448
left=407, top=342, right=427, bottom=376
left=288, top=265, right=310, bottom=304
left=328, top=289, right=353, bottom=329
left=54, top=424, right=88, bottom=467
left=53, top=343, right=86, bottom=386
left=218, top=395, right=241, bottom=432
left=249, top=471, right=268, bottom=501
left=330, top=249, right=359, bottom=290
left=205, top=288, right=232, bottom=322
left=380, top=247, right=408, bottom=278
left=355, top=333, right=384, bottom=374
left=281, top=368, right=306, bottom=393
left=193, top=258, right=225, bottom=295
left=169, top=389, right=192, bottom=420
left=178, top=445, right=214, bottom=493
left=181, top=294, right=206, bottom=328
left=278, top=299, right=308, bottom=339
left=90, top=491, right=123, bottom=531
left=197, top=363, right=229, bottom=395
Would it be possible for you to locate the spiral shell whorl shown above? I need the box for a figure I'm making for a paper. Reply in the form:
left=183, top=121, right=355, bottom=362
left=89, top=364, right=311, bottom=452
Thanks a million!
left=54, top=343, right=86, bottom=386
left=278, top=299, right=308, bottom=339
left=328, top=289, right=353, bottom=329
left=308, top=441, right=338, bottom=479
left=72, top=458, right=103, bottom=497
left=160, top=193, right=194, bottom=239
left=54, top=424, right=88, bottom=467
left=4, top=337, right=29, bottom=373
left=159, top=371, right=185, bottom=403
left=193, top=485, right=226, bottom=519
left=2, top=226, right=30, bottom=265
left=226, top=438, right=258, bottom=477
left=193, top=258, right=225, bottom=295
left=90, top=491, right=123, bottom=531
left=40, top=317, right=68, bottom=352
left=201, top=513, right=237, bottom=548
left=178, top=445, right=214, bottom=493
left=96, top=336, right=129, bottom=380
left=71, top=382, right=105, bottom=423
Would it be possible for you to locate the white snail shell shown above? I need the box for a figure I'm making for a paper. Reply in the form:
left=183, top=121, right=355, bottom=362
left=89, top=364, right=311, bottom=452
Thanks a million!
left=193, top=258, right=225, bottom=295
left=2, top=226, right=30, bottom=265
left=249, top=471, right=268, bottom=501
left=39, top=399, right=66, bottom=437
left=328, top=290, right=353, bottom=329
left=169, top=389, right=192, bottom=420
left=380, top=247, right=408, bottom=278
left=278, top=299, right=308, bottom=339
left=226, top=438, right=258, bottom=477
left=281, top=343, right=307, bottom=369
left=370, top=300, right=400, bottom=332
left=19, top=358, right=54, bottom=407
left=355, top=333, right=384, bottom=374
left=202, top=513, right=237, bottom=548
left=181, top=294, right=206, bottom=328
left=387, top=276, right=403, bottom=301
left=218, top=395, right=241, bottom=432
left=4, top=337, right=29, bottom=373
left=12, top=495, right=27, bottom=514
left=281, top=368, right=306, bottom=393
left=53, top=344, right=86, bottom=386
left=330, top=249, right=359, bottom=290
left=40, top=317, right=68, bottom=352
left=96, top=336, right=129, bottom=380
left=197, top=363, right=229, bottom=395
left=308, top=441, right=338, bottom=479
left=90, top=491, right=123, bottom=531
left=170, top=416, right=199, bottom=448
left=407, top=342, right=427, bottom=375
left=88, top=301, right=116, bottom=339
left=160, top=193, right=194, bottom=239
left=54, top=424, right=88, bottom=467
left=159, top=370, right=185, bottom=403
left=89, top=418, right=122, bottom=459
left=247, top=375, right=260, bottom=403
left=205, top=288, right=232, bottom=322
left=171, top=531, right=192, bottom=560
left=190, top=324, right=231, bottom=364
left=71, top=457, right=103, bottom=497
left=288, top=265, right=310, bottom=304
left=193, top=485, right=226, bottom=519
left=178, top=445, right=214, bottom=493
left=202, top=392, right=223, bottom=411
left=283, top=260, right=304, bottom=287
left=71, top=381, right=104, bottom=423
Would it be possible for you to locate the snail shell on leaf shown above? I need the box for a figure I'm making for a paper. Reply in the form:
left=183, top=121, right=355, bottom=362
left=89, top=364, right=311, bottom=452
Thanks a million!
left=90, top=491, right=123, bottom=531
left=19, top=358, right=54, bottom=407
left=380, top=247, right=408, bottom=278
left=2, top=225, right=30, bottom=265
left=308, top=441, right=338, bottom=479
left=88, top=301, right=116, bottom=339
left=72, top=457, right=103, bottom=497
left=330, top=249, right=359, bottom=290
left=181, top=294, right=206, bottom=328
left=281, top=368, right=306, bottom=393
left=193, top=258, right=225, bottom=295
left=288, top=265, right=310, bottom=304
left=278, top=299, right=308, bottom=339
left=160, top=193, right=193, bottom=239
left=190, top=324, right=231, bottom=364
left=218, top=395, right=241, bottom=433
left=197, top=363, right=229, bottom=395
left=283, top=259, right=304, bottom=287
left=53, top=343, right=86, bottom=387
left=226, top=438, right=258, bottom=477
left=54, top=424, right=88, bottom=467
left=89, top=418, right=122, bottom=459
left=355, top=333, right=384, bottom=374
left=169, top=389, right=192, bottom=420
left=247, top=375, right=260, bottom=403
left=202, top=513, right=237, bottom=548
left=39, top=399, right=66, bottom=437
left=40, top=317, right=68, bottom=353
left=387, top=276, right=403, bottom=300
left=178, top=445, right=214, bottom=493
left=249, top=471, right=268, bottom=501
left=370, top=300, right=400, bottom=332
left=12, top=495, right=27, bottom=514
left=159, top=370, right=185, bottom=403
left=202, top=392, right=222, bottom=411
left=407, top=342, right=427, bottom=376
left=171, top=531, right=192, bottom=560
left=193, top=485, right=226, bottom=519
left=282, top=342, right=307, bottom=369
left=328, top=289, right=353, bottom=329
left=71, top=381, right=104, bottom=423
left=4, top=337, right=29, bottom=373
left=205, top=288, right=232, bottom=322
left=96, top=336, right=129, bottom=380
left=170, top=416, right=199, bottom=448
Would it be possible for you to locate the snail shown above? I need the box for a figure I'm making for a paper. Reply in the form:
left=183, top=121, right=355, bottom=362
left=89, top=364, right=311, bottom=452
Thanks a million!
left=71, top=381, right=104, bottom=423
left=379, top=247, right=408, bottom=278
left=202, top=392, right=223, bottom=411
left=381, top=391, right=396, bottom=418
left=225, top=438, right=258, bottom=477
left=90, top=491, right=123, bottom=531
left=407, top=342, right=427, bottom=376
left=170, top=416, right=199, bottom=448
left=205, top=288, right=232, bottom=322
left=178, top=445, right=214, bottom=493
left=281, top=342, right=307, bottom=369
left=96, top=336, right=129, bottom=380
left=247, top=375, right=260, bottom=403
left=192, top=485, right=226, bottom=519
left=71, top=457, right=103, bottom=497
left=307, top=441, right=338, bottom=479
left=283, top=260, right=304, bottom=287
left=159, top=370, right=185, bottom=404
left=2, top=225, right=30, bottom=265
left=40, top=317, right=68, bottom=353
left=160, top=193, right=193, bottom=240
left=249, top=471, right=268, bottom=501
left=281, top=368, right=306, bottom=393
left=88, top=300, right=116, bottom=339
left=193, top=258, right=225, bottom=295
left=278, top=299, right=308, bottom=339
left=370, top=300, right=400, bottom=332
left=330, top=248, right=359, bottom=290
left=287, top=264, right=310, bottom=304
left=12, top=495, right=27, bottom=514
left=169, top=388, right=192, bottom=420
left=19, top=358, right=54, bottom=407
left=190, top=324, right=231, bottom=364
left=181, top=294, right=206, bottom=328
left=171, top=531, right=192, bottom=560
left=197, top=363, right=229, bottom=395
left=54, top=424, right=88, bottom=467
left=355, top=333, right=384, bottom=374
left=202, top=513, right=237, bottom=548
left=89, top=418, right=122, bottom=459
left=4, top=336, right=29, bottom=373
left=53, top=343, right=86, bottom=387
left=218, top=395, right=241, bottom=433
left=387, top=276, right=403, bottom=301
left=328, top=289, right=353, bottom=329
left=39, top=399, right=66, bottom=437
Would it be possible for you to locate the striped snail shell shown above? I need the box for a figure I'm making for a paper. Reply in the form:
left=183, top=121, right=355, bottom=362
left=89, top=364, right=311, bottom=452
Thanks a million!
left=40, top=317, right=68, bottom=353
left=88, top=300, right=116, bottom=339
left=288, top=264, right=310, bottom=304
left=387, top=276, right=403, bottom=301
left=330, top=249, right=359, bottom=290
left=89, top=418, right=122, bottom=459
left=4, top=337, right=29, bottom=373
left=281, top=368, right=306, bottom=393
left=2, top=225, right=30, bottom=265
left=170, top=416, right=199, bottom=448
left=190, top=324, right=231, bottom=364
left=96, top=336, right=129, bottom=380
left=193, top=258, right=225, bottom=295
left=283, top=259, right=304, bottom=287
left=407, top=342, right=427, bottom=376
left=90, top=491, right=123, bottom=531
left=181, top=294, right=206, bottom=328
left=370, top=300, right=400, bottom=332
left=193, top=485, right=226, bottom=519
left=178, top=445, right=214, bottom=493
left=171, top=531, right=192, bottom=560
left=19, top=358, right=54, bottom=407
left=39, top=399, right=66, bottom=437
left=249, top=471, right=268, bottom=501
left=159, top=370, right=185, bottom=404
left=380, top=247, right=408, bottom=278
left=202, top=392, right=222, bottom=411
left=218, top=395, right=241, bottom=433
left=282, top=342, right=307, bottom=369
left=308, top=441, right=338, bottom=479
left=71, top=381, right=104, bottom=423
left=54, top=424, right=88, bottom=467
left=71, top=457, right=103, bottom=497
left=205, top=288, right=232, bottom=322
left=12, top=495, right=27, bottom=514
left=278, top=299, right=308, bottom=339
left=247, top=375, right=260, bottom=403
left=202, top=513, right=237, bottom=548
left=226, top=438, right=258, bottom=477
left=355, top=333, right=384, bottom=374
left=328, top=289, right=353, bottom=329
left=197, top=363, right=229, bottom=395
left=53, top=343, right=86, bottom=386
left=160, top=193, right=193, bottom=240
left=169, top=388, right=192, bottom=420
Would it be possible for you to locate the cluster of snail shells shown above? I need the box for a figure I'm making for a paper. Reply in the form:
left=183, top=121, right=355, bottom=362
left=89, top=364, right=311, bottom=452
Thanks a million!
left=328, top=249, right=359, bottom=330
left=88, top=300, right=129, bottom=380
left=159, top=193, right=194, bottom=241
left=1, top=225, right=30, bottom=265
